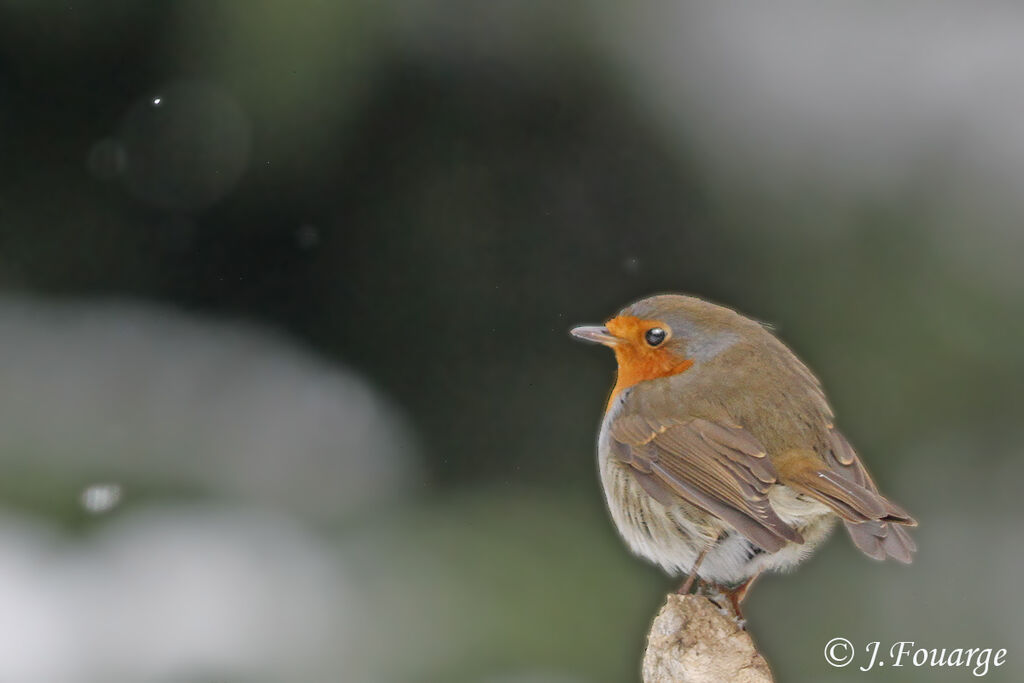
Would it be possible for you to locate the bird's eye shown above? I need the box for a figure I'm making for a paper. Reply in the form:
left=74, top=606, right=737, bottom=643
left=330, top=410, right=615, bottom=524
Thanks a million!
left=644, top=327, right=667, bottom=347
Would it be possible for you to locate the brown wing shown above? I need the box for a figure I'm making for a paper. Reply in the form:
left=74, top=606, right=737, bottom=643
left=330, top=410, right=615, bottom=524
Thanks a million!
left=778, top=428, right=917, bottom=563
left=609, top=415, right=803, bottom=553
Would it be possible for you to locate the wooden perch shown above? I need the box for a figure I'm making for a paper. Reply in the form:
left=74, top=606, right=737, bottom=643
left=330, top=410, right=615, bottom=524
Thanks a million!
left=642, top=594, right=773, bottom=683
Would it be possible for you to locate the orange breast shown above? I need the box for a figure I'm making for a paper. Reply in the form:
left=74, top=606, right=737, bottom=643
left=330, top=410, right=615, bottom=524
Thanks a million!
left=608, top=354, right=693, bottom=407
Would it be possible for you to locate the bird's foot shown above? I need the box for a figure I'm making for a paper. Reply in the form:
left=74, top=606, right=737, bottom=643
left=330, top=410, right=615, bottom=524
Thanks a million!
left=698, top=581, right=749, bottom=627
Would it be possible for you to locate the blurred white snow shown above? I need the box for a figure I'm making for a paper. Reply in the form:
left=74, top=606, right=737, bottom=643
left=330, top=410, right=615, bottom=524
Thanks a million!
left=0, top=507, right=358, bottom=682
left=0, top=296, right=420, bottom=519
left=0, top=296, right=423, bottom=680
left=79, top=483, right=122, bottom=514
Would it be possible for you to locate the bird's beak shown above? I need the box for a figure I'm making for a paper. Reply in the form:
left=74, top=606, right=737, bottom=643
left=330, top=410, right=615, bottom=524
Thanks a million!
left=570, top=325, right=622, bottom=346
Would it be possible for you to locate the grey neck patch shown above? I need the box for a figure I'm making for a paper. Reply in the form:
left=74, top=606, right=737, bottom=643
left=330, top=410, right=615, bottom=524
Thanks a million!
left=665, top=316, right=741, bottom=362
left=687, top=331, right=740, bottom=362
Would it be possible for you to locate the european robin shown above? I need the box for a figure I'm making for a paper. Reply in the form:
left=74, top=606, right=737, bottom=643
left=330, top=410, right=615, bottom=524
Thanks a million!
left=571, top=294, right=916, bottom=614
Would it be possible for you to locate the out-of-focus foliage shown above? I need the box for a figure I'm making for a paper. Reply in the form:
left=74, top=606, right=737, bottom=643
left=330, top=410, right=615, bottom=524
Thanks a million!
left=0, top=2, right=1022, bottom=681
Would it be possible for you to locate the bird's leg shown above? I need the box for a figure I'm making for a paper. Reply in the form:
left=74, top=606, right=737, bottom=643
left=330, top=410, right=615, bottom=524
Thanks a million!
left=677, top=544, right=711, bottom=595
left=723, top=570, right=762, bottom=619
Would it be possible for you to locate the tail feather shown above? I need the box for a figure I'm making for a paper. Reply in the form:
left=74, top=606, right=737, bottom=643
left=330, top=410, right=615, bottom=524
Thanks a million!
left=777, top=441, right=917, bottom=564
left=847, top=518, right=916, bottom=564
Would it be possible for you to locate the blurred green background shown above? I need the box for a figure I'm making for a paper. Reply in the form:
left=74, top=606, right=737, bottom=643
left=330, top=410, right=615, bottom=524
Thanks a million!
left=1, top=2, right=1022, bottom=681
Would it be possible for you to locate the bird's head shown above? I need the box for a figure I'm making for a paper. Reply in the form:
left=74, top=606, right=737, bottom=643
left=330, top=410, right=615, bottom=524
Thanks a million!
left=571, top=294, right=750, bottom=405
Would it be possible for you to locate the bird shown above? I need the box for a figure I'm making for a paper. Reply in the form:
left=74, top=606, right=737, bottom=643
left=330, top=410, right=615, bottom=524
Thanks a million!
left=571, top=294, right=916, bottom=615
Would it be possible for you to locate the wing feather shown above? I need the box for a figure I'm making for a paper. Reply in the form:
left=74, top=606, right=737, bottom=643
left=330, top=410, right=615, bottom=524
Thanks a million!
left=610, top=416, right=803, bottom=553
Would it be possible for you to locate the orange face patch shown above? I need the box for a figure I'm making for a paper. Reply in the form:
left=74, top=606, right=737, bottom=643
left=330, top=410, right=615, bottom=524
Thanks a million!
left=605, top=316, right=694, bottom=407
